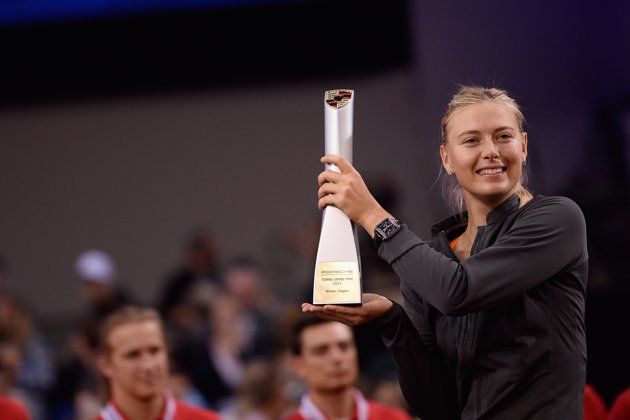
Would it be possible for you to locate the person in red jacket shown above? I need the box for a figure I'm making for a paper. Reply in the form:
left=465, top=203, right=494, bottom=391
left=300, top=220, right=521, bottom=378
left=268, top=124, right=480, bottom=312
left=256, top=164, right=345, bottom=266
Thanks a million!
left=583, top=384, right=607, bottom=420
left=0, top=397, right=29, bottom=420
left=286, top=315, right=409, bottom=420
left=96, top=306, right=220, bottom=420
left=609, top=387, right=630, bottom=420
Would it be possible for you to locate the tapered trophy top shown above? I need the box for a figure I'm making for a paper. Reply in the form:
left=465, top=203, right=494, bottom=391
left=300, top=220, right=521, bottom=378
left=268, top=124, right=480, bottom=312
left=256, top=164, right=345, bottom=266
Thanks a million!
left=325, top=89, right=353, bottom=109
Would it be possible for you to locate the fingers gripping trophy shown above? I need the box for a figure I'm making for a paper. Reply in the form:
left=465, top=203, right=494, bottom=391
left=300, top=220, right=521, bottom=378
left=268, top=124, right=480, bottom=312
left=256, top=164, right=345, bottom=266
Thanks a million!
left=313, top=89, right=362, bottom=306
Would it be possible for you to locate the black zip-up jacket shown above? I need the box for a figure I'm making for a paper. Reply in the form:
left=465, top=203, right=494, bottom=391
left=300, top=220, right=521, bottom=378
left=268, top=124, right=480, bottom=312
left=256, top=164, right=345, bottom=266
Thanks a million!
left=374, top=195, right=588, bottom=419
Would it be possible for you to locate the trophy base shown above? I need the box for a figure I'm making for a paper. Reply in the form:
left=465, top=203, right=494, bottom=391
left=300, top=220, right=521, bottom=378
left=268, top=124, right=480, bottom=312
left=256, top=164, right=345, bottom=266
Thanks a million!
left=313, top=261, right=362, bottom=305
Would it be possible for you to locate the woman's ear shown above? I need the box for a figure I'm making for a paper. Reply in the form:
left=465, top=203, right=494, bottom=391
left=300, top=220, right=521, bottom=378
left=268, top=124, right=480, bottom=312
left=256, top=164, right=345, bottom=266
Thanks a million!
left=440, top=144, right=452, bottom=174
left=521, top=132, right=528, bottom=163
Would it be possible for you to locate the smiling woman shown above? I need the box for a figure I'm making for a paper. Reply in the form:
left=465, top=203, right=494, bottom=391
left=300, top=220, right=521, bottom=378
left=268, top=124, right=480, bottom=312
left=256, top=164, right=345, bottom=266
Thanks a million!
left=304, top=86, right=588, bottom=420
left=440, top=87, right=532, bottom=214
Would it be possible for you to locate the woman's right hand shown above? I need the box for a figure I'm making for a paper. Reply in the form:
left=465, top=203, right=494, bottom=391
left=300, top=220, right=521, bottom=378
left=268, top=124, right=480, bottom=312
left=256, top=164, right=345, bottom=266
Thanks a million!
left=301, top=293, right=393, bottom=326
left=318, top=155, right=390, bottom=236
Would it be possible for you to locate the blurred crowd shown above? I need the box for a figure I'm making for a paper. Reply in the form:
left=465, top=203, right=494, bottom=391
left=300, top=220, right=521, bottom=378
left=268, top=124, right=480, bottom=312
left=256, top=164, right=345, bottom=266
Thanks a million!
left=1, top=181, right=629, bottom=419
left=0, top=220, right=409, bottom=420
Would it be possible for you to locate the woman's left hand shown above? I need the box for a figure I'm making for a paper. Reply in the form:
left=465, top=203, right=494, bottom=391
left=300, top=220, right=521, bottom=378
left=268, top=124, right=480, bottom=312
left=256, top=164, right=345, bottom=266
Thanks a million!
left=301, top=293, right=393, bottom=327
left=317, top=154, right=389, bottom=235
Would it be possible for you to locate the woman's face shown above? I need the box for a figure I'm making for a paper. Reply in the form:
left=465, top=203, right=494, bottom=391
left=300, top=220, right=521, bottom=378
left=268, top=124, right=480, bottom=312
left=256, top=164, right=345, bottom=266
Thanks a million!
left=440, top=101, right=528, bottom=208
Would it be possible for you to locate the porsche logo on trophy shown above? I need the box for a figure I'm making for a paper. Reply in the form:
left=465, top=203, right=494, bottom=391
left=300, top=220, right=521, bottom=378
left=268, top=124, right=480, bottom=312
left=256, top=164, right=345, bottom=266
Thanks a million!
left=313, top=89, right=362, bottom=305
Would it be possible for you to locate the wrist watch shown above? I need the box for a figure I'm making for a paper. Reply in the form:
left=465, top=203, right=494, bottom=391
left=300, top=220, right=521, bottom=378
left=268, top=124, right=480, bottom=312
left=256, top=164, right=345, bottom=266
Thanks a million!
left=373, top=216, right=402, bottom=248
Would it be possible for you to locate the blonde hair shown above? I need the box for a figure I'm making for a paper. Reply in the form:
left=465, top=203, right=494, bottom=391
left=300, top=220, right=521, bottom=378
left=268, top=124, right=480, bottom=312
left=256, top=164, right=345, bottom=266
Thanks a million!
left=440, top=85, right=532, bottom=213
left=99, top=306, right=162, bottom=356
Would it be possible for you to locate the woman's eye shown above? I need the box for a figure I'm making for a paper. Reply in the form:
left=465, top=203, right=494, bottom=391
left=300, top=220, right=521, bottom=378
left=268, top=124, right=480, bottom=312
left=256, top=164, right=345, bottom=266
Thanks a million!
left=498, top=133, right=512, bottom=141
left=464, top=138, right=478, bottom=144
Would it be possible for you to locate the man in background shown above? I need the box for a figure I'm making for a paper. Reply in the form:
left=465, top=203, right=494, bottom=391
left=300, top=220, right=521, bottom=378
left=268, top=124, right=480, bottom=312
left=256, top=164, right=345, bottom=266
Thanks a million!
left=97, top=306, right=220, bottom=420
left=287, top=315, right=410, bottom=420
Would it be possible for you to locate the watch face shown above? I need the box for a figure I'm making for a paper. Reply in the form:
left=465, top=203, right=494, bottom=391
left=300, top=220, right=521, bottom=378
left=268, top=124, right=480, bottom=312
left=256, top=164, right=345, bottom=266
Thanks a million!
left=382, top=222, right=398, bottom=236
left=376, top=218, right=400, bottom=239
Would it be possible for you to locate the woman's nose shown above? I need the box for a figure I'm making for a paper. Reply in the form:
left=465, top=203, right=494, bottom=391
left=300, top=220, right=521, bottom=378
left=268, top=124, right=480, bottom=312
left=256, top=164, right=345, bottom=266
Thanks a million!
left=481, top=138, right=500, bottom=159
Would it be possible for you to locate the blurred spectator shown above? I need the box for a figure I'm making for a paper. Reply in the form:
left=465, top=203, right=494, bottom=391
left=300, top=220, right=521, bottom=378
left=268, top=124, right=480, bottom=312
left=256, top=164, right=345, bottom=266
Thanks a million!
left=49, top=327, right=101, bottom=420
left=0, top=296, right=54, bottom=420
left=49, top=249, right=133, bottom=419
left=74, top=249, right=132, bottom=322
left=583, top=384, right=608, bottom=420
left=0, top=396, right=30, bottom=420
left=1, top=339, right=36, bottom=416
left=609, top=387, right=630, bottom=420
left=172, top=256, right=284, bottom=410
left=172, top=294, right=246, bottom=410
left=96, top=305, right=220, bottom=419
left=159, top=228, right=221, bottom=333
left=287, top=315, right=410, bottom=420
left=222, top=256, right=280, bottom=359
left=220, top=358, right=291, bottom=419
left=169, top=364, right=211, bottom=409
left=262, top=219, right=320, bottom=303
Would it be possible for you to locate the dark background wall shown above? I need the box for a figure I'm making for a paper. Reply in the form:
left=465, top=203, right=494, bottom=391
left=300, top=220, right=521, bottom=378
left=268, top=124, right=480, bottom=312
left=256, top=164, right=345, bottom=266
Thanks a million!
left=1, top=0, right=629, bottom=402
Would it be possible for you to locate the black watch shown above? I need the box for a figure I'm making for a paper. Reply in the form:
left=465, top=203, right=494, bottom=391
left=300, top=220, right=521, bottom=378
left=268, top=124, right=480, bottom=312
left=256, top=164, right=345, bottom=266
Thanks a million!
left=373, top=217, right=402, bottom=248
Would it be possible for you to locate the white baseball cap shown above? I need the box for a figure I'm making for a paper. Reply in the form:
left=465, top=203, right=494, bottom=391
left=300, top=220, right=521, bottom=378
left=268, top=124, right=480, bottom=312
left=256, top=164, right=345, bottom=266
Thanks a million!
left=74, top=249, right=117, bottom=284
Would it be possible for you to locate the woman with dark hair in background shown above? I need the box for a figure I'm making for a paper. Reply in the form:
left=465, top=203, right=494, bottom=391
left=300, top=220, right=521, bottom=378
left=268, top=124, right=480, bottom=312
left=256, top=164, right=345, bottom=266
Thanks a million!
left=303, top=86, right=588, bottom=419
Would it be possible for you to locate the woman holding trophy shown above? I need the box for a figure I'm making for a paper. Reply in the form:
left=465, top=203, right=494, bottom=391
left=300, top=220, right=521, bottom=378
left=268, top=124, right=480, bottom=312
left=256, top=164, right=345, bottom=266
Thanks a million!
left=303, top=86, right=588, bottom=419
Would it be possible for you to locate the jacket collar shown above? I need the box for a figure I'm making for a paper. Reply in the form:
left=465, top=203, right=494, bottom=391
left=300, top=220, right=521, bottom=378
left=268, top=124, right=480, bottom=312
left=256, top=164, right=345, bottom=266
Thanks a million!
left=298, top=388, right=369, bottom=420
left=486, top=194, right=521, bottom=224
left=99, top=392, right=176, bottom=420
left=431, top=194, right=521, bottom=237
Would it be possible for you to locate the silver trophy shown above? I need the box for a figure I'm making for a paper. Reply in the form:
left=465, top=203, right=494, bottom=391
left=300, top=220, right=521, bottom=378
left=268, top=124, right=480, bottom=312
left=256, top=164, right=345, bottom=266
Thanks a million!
left=313, top=89, right=362, bottom=305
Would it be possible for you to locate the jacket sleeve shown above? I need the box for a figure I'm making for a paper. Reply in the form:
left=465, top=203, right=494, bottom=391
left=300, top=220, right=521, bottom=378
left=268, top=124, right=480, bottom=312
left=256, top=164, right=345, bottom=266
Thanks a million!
left=374, top=301, right=459, bottom=420
left=378, top=196, right=587, bottom=315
